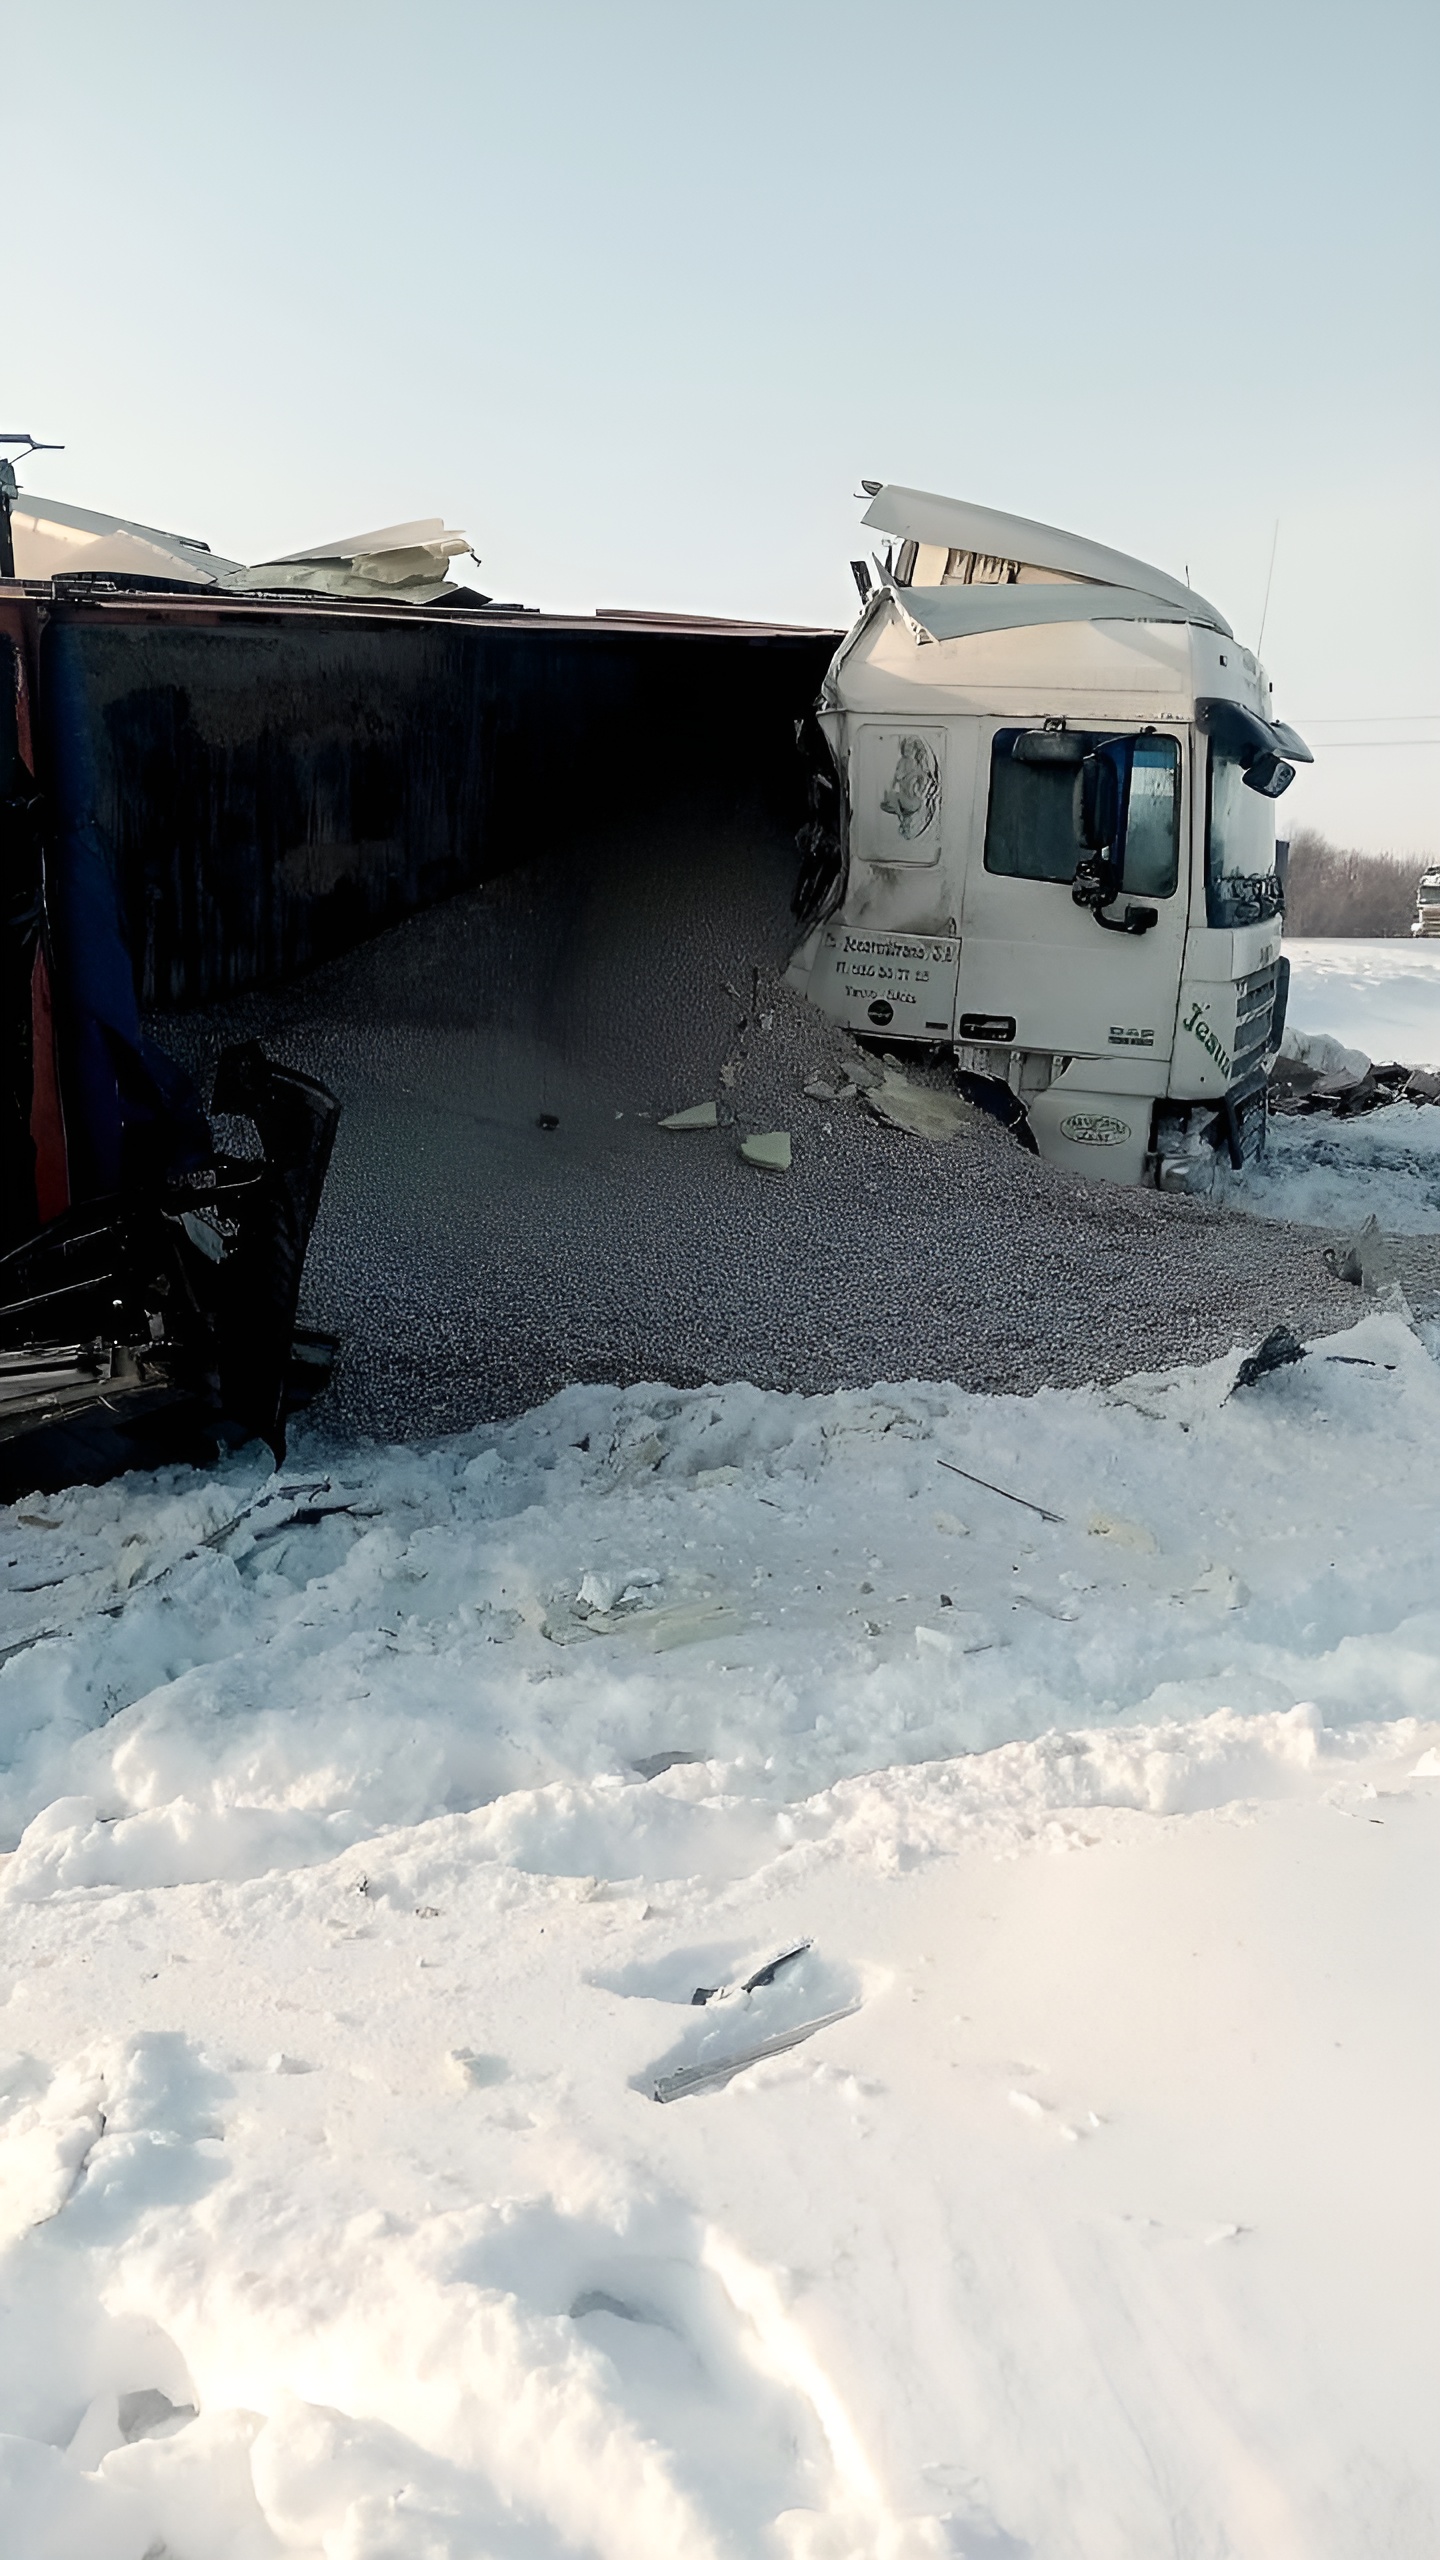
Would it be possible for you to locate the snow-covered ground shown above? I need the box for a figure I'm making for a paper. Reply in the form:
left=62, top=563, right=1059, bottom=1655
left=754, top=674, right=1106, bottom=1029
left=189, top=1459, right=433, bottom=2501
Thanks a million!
left=1235, top=1099, right=1440, bottom=1234
left=1230, top=938, right=1440, bottom=1233
left=4, top=1309, right=1440, bottom=2557
left=1283, top=937, right=1440, bottom=1071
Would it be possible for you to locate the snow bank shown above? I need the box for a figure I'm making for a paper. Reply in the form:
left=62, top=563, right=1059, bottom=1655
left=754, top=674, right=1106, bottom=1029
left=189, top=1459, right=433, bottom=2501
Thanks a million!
left=3, top=1314, right=1439, bottom=2554
left=1283, top=935, right=1440, bottom=1070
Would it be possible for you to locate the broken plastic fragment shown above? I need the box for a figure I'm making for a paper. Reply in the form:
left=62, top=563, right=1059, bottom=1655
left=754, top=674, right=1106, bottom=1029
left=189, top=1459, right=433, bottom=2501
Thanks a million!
left=1324, top=1214, right=1398, bottom=1293
left=1231, top=1326, right=1307, bottom=1391
left=863, top=1067, right=977, bottom=1144
left=740, top=1131, right=791, bottom=1171
left=659, top=1100, right=719, bottom=1131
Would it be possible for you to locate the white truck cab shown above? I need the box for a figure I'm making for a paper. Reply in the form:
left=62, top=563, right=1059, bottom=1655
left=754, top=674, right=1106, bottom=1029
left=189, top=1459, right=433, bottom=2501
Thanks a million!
left=789, top=486, right=1311, bottom=1186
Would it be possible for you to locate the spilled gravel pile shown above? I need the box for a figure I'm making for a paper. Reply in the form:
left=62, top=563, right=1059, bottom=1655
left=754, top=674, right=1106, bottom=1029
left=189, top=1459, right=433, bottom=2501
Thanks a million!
left=153, top=802, right=1434, bottom=1441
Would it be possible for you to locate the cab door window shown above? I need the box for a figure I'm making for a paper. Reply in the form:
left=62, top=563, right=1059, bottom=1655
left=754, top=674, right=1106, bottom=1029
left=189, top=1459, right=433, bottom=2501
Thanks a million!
left=983, top=729, right=1180, bottom=896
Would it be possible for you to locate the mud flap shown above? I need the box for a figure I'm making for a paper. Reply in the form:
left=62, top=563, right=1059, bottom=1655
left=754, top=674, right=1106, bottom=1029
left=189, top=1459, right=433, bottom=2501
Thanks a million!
left=1219, top=1075, right=1268, bottom=1171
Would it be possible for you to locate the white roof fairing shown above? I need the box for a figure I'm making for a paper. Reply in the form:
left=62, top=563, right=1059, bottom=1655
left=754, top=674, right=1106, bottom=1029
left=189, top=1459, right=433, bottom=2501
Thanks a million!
left=861, top=484, right=1227, bottom=627
left=8, top=493, right=241, bottom=587
left=894, top=582, right=1232, bottom=643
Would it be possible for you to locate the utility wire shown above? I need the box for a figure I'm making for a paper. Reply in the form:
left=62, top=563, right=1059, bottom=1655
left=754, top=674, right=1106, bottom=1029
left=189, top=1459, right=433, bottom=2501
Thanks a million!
left=1256, top=518, right=1280, bottom=658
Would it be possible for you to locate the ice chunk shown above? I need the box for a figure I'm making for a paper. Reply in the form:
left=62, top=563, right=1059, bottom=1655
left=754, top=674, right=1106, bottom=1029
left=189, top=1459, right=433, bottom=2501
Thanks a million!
left=740, top=1131, right=792, bottom=1172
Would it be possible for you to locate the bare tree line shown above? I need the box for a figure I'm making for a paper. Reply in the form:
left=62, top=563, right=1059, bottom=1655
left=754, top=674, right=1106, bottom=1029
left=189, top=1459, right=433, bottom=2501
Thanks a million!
left=1281, top=828, right=1429, bottom=936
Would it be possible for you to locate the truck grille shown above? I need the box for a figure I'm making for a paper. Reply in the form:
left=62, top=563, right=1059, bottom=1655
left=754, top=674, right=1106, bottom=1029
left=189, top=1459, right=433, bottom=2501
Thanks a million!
left=1232, top=962, right=1279, bottom=1078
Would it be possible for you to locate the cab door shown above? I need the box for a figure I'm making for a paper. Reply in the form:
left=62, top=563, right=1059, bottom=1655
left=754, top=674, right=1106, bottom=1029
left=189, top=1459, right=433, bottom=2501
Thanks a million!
left=953, top=724, right=1190, bottom=1066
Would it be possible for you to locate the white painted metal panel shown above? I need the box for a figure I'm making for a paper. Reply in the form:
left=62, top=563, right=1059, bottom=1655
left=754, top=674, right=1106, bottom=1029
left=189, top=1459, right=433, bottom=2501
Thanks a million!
left=807, top=926, right=960, bottom=1038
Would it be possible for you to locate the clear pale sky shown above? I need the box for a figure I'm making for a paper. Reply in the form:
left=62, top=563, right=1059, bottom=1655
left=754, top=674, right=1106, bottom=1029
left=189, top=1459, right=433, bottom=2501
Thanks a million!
left=8, top=0, right=1437, bottom=853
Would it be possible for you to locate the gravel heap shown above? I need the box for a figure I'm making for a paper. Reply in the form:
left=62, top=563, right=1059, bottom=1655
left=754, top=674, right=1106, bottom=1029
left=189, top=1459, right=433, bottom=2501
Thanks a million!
left=153, top=798, right=1437, bottom=1442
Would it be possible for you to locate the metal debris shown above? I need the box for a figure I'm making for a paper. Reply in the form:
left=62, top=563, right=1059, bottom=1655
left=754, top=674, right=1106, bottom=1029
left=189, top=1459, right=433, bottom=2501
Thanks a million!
left=1231, top=1326, right=1307, bottom=1392
left=936, top=1456, right=1063, bottom=1524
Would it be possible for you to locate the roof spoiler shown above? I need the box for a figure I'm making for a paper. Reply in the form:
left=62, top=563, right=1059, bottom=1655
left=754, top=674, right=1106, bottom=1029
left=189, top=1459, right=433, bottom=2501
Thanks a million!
left=860, top=482, right=1223, bottom=623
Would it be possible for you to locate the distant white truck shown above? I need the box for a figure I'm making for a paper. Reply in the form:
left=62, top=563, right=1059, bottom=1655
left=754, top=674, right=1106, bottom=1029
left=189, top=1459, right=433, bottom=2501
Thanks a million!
left=788, top=485, right=1312, bottom=1187
left=1412, top=868, right=1440, bottom=936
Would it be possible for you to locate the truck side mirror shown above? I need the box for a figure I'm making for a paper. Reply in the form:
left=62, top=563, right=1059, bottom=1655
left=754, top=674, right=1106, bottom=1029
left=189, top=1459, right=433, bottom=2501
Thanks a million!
left=1077, top=749, right=1122, bottom=850
left=1242, top=751, right=1295, bottom=799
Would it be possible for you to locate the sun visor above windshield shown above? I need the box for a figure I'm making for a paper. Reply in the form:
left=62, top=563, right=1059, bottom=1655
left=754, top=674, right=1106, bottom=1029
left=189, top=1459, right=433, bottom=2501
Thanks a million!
left=862, top=484, right=1224, bottom=624
left=1196, top=698, right=1313, bottom=764
left=895, top=583, right=1233, bottom=642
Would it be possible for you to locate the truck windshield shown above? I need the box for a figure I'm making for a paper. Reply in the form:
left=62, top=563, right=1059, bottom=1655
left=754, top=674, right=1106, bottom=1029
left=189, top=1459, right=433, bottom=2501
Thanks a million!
left=985, top=729, right=1179, bottom=896
left=1207, top=746, right=1282, bottom=927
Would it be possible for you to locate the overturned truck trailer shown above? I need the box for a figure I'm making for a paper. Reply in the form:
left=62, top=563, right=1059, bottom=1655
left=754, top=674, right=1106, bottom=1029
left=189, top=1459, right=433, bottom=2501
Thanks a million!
left=0, top=575, right=836, bottom=1482
left=791, top=487, right=1311, bottom=1188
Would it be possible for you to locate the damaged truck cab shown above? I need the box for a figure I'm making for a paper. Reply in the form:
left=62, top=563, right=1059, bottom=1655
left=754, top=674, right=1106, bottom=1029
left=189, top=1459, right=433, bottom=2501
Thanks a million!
left=788, top=486, right=1310, bottom=1186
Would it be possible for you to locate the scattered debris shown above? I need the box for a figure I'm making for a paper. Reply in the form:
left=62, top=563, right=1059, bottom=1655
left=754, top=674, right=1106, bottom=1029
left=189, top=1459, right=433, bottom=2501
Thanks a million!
left=639, top=1938, right=860, bottom=2099
left=659, top=1101, right=719, bottom=1131
left=630, top=1749, right=704, bottom=1780
left=1324, top=1215, right=1399, bottom=1293
left=650, top=2003, right=859, bottom=2102
left=544, top=1592, right=741, bottom=1651
left=1231, top=1326, right=1307, bottom=1392
left=740, top=1131, right=792, bottom=1172
left=0, top=1477, right=336, bottom=1667
left=690, top=1941, right=812, bottom=2007
left=1271, top=1032, right=1439, bottom=1120
left=936, top=1456, right=1063, bottom=1524
left=863, top=1065, right=977, bottom=1145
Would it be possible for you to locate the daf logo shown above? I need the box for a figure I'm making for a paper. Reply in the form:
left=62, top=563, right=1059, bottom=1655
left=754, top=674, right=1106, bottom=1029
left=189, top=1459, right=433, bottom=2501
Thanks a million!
left=1059, top=1112, right=1131, bottom=1147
